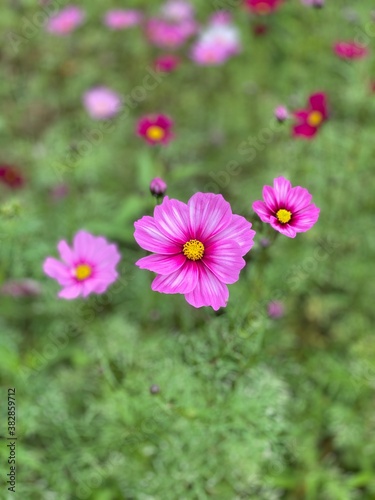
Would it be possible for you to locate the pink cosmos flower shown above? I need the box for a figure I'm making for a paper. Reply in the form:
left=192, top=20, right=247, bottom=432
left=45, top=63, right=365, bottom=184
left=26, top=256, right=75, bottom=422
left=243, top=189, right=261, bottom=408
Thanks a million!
left=134, top=193, right=255, bottom=310
left=0, top=279, right=42, bottom=298
left=146, top=18, right=195, bottom=49
left=150, top=177, right=167, bottom=197
left=252, top=177, right=320, bottom=238
left=161, top=0, right=195, bottom=22
left=209, top=11, right=233, bottom=25
left=83, top=87, right=122, bottom=120
left=137, top=114, right=174, bottom=146
left=103, top=9, right=142, bottom=30
left=191, top=42, right=231, bottom=65
left=333, top=41, right=368, bottom=60
left=292, top=92, right=328, bottom=139
left=46, top=6, right=85, bottom=36
left=274, top=105, right=289, bottom=122
left=244, top=0, right=283, bottom=15
left=154, top=54, right=180, bottom=72
left=191, top=20, right=241, bottom=65
left=267, top=301, right=284, bottom=318
left=43, top=231, right=121, bottom=299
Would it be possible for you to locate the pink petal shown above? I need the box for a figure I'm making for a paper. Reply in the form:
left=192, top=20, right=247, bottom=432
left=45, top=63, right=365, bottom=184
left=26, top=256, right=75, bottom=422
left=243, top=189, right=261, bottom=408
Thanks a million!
left=58, top=284, right=82, bottom=299
left=73, top=230, right=95, bottom=261
left=203, top=239, right=245, bottom=284
left=43, top=257, right=72, bottom=286
left=269, top=217, right=297, bottom=238
left=134, top=215, right=182, bottom=254
left=309, top=92, right=328, bottom=118
left=154, top=197, right=190, bottom=244
left=294, top=109, right=309, bottom=120
left=252, top=200, right=272, bottom=222
left=273, top=177, right=292, bottom=206
left=136, top=253, right=185, bottom=275
left=58, top=240, right=74, bottom=265
left=263, top=185, right=279, bottom=212
left=207, top=214, right=256, bottom=256
left=188, top=193, right=232, bottom=241
left=151, top=260, right=199, bottom=294
left=292, top=204, right=320, bottom=232
left=285, top=186, right=312, bottom=213
left=293, top=123, right=318, bottom=138
left=184, top=266, right=229, bottom=311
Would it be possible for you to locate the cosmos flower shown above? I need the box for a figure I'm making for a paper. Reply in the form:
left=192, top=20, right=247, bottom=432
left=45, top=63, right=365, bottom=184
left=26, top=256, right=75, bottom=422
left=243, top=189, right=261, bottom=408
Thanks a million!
left=161, top=0, right=195, bottom=22
left=0, top=165, right=24, bottom=189
left=244, top=0, right=283, bottom=15
left=134, top=193, right=255, bottom=310
left=46, top=5, right=85, bottom=36
left=150, top=178, right=167, bottom=197
left=274, top=105, right=289, bottom=122
left=292, top=92, right=328, bottom=139
left=137, top=114, right=174, bottom=146
left=103, top=9, right=142, bottom=30
left=154, top=54, right=180, bottom=72
left=252, top=176, right=320, bottom=238
left=333, top=41, right=368, bottom=60
left=146, top=18, right=196, bottom=49
left=0, top=279, right=42, bottom=298
left=43, top=230, right=121, bottom=299
left=83, top=87, right=122, bottom=120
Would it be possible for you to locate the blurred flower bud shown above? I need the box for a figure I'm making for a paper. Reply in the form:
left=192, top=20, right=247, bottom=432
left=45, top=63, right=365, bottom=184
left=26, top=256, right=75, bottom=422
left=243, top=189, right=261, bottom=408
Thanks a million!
left=150, top=177, right=167, bottom=197
left=274, top=106, right=289, bottom=123
left=267, top=301, right=285, bottom=319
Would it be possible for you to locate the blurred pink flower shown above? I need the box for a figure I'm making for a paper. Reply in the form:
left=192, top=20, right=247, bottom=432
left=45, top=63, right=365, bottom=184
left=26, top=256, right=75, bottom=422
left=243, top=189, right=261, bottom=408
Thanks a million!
left=83, top=87, right=122, bottom=120
left=191, top=20, right=241, bottom=65
left=268, top=301, right=284, bottom=318
left=274, top=105, right=289, bottom=122
left=103, top=9, right=142, bottom=30
left=161, top=0, right=194, bottom=22
left=146, top=18, right=195, bottom=48
left=191, top=42, right=230, bottom=65
left=154, top=54, right=180, bottom=72
left=333, top=41, right=368, bottom=60
left=244, top=0, right=283, bottom=15
left=0, top=279, right=42, bottom=298
left=46, top=5, right=85, bottom=36
left=134, top=193, right=255, bottom=310
left=137, top=114, right=174, bottom=146
left=43, top=230, right=121, bottom=299
left=209, top=10, right=233, bottom=25
left=150, top=177, right=167, bottom=197
left=292, top=92, right=328, bottom=139
left=252, top=177, right=320, bottom=238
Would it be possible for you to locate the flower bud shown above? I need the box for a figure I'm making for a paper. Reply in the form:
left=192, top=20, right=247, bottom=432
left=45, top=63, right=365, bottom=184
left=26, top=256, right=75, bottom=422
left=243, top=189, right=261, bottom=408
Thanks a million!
left=150, top=177, right=167, bottom=197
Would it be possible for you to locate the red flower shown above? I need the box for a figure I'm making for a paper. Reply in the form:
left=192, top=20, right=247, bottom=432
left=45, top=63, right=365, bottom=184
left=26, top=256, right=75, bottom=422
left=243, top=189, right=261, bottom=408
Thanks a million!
left=244, top=0, right=283, bottom=15
left=333, top=41, right=368, bottom=60
left=137, top=114, right=174, bottom=146
left=154, top=54, right=180, bottom=73
left=0, top=165, right=24, bottom=189
left=292, top=93, right=328, bottom=139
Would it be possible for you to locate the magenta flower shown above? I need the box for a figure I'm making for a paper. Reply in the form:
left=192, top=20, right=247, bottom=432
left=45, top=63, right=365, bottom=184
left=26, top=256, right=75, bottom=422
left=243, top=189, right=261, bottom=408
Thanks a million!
left=43, top=231, right=121, bottom=299
left=137, top=114, right=174, bottom=146
left=46, top=6, right=85, bottom=36
left=83, top=87, right=122, bottom=120
left=146, top=18, right=195, bottom=49
left=333, top=41, right=368, bottom=60
left=252, top=177, right=320, bottom=238
left=154, top=54, right=180, bottom=72
left=103, top=9, right=142, bottom=30
left=134, top=193, right=255, bottom=310
left=292, top=92, right=328, bottom=139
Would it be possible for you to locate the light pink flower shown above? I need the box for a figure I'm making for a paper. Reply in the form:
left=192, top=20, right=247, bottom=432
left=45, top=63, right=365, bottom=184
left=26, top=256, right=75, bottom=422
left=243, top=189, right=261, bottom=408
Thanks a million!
left=134, top=193, right=255, bottom=310
left=252, top=177, right=320, bottom=238
left=274, top=105, right=289, bottom=122
left=83, top=87, right=122, bottom=120
left=43, top=230, right=121, bottom=299
left=191, top=21, right=241, bottom=65
left=46, top=6, right=85, bottom=36
left=146, top=18, right=195, bottom=49
left=161, top=0, right=194, bottom=22
left=267, top=301, right=284, bottom=318
left=0, top=279, right=42, bottom=298
left=209, top=11, right=233, bottom=25
left=103, top=9, right=142, bottom=30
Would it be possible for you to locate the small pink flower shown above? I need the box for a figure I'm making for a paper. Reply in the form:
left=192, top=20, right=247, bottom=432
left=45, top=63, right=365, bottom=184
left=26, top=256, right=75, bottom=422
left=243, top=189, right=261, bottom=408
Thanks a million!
left=274, top=105, right=289, bottom=122
left=0, top=279, right=42, bottom=298
left=252, top=177, right=320, bottom=238
left=146, top=18, right=195, bottom=49
left=134, top=193, right=255, bottom=310
left=137, top=114, right=174, bottom=146
left=244, top=0, right=283, bottom=15
left=267, top=301, right=284, bottom=318
left=292, top=92, right=328, bottom=139
left=83, top=87, right=122, bottom=120
left=46, top=5, right=85, bottom=36
left=191, top=21, right=241, bottom=65
left=103, top=9, right=142, bottom=30
left=333, top=41, right=368, bottom=60
left=209, top=11, right=233, bottom=25
left=43, top=230, right=121, bottom=299
left=161, top=0, right=195, bottom=22
left=150, top=178, right=167, bottom=197
left=191, top=41, right=230, bottom=65
left=154, top=54, right=180, bottom=72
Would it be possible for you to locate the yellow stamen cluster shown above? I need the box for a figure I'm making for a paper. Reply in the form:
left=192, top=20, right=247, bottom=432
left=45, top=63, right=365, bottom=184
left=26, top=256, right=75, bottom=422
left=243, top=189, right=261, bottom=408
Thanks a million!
left=276, top=209, right=292, bottom=224
left=307, top=110, right=323, bottom=127
left=74, top=264, right=92, bottom=281
left=146, top=125, right=165, bottom=141
left=183, top=239, right=205, bottom=261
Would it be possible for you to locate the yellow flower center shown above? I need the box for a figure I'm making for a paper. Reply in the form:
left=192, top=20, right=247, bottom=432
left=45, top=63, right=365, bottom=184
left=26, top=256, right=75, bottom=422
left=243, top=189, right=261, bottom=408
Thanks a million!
left=307, top=110, right=323, bottom=127
left=183, top=239, right=205, bottom=261
left=276, top=209, right=292, bottom=224
left=255, top=2, right=271, bottom=14
left=74, top=264, right=92, bottom=281
left=146, top=125, right=165, bottom=141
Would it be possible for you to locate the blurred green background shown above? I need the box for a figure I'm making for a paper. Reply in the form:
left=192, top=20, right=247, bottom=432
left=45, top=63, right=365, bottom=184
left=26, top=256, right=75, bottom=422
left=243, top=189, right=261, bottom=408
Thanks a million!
left=1, top=1, right=375, bottom=498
